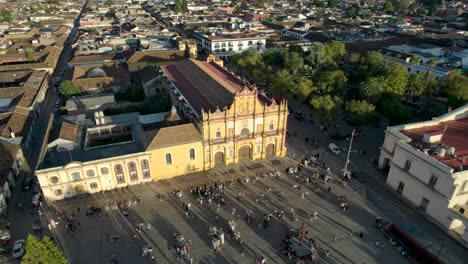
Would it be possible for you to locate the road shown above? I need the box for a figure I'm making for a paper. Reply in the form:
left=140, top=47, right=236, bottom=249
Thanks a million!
left=2, top=1, right=87, bottom=262
left=283, top=95, right=468, bottom=264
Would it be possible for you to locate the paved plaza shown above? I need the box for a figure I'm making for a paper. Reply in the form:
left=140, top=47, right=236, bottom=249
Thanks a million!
left=34, top=158, right=408, bottom=264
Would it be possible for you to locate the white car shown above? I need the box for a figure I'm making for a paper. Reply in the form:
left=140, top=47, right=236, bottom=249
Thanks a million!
left=328, top=143, right=341, bottom=155
left=12, top=239, right=25, bottom=258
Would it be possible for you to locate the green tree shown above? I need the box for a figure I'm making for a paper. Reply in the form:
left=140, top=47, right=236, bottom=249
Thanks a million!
left=328, top=0, right=338, bottom=8
left=269, top=70, right=294, bottom=96
left=394, top=0, right=409, bottom=12
left=232, top=50, right=264, bottom=77
left=173, top=0, right=182, bottom=12
left=358, top=51, right=384, bottom=77
left=288, top=44, right=304, bottom=57
left=292, top=77, right=315, bottom=102
left=346, top=3, right=360, bottom=18
left=233, top=5, right=243, bottom=15
left=316, top=70, right=347, bottom=94
left=0, top=9, right=12, bottom=23
left=262, top=49, right=284, bottom=68
left=359, top=76, right=384, bottom=101
left=181, top=0, right=188, bottom=12
left=424, top=59, right=437, bottom=92
left=26, top=49, right=35, bottom=63
left=22, top=235, right=67, bottom=264
left=439, top=71, right=468, bottom=107
left=105, top=0, right=114, bottom=6
left=345, top=99, right=376, bottom=125
left=60, top=80, right=81, bottom=96
left=405, top=73, right=426, bottom=101
left=383, top=0, right=395, bottom=14
left=381, top=62, right=408, bottom=96
left=324, top=40, right=345, bottom=68
left=380, top=94, right=412, bottom=125
left=309, top=95, right=343, bottom=123
left=283, top=52, right=304, bottom=73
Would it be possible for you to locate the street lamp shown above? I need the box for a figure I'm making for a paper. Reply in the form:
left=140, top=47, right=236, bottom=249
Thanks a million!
left=342, top=130, right=356, bottom=179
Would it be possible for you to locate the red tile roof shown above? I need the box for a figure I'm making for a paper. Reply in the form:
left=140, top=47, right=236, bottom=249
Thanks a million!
left=162, top=59, right=246, bottom=114
left=401, top=118, right=468, bottom=170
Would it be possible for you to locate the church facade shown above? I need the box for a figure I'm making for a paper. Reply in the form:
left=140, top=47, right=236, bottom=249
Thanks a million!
left=160, top=56, right=288, bottom=170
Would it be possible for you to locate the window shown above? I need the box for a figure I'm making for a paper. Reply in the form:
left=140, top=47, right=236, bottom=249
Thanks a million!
left=90, top=182, right=98, bottom=189
left=86, top=169, right=95, bottom=177
left=114, top=164, right=125, bottom=184
left=460, top=208, right=465, bottom=214
left=397, top=181, right=404, bottom=193
left=241, top=128, right=250, bottom=137
left=420, top=197, right=429, bottom=211
left=216, top=131, right=221, bottom=138
left=165, top=153, right=172, bottom=165
left=429, top=175, right=438, bottom=188
left=50, top=176, right=59, bottom=184
left=101, top=167, right=109, bottom=175
left=141, top=159, right=151, bottom=179
left=256, top=145, right=261, bottom=153
left=128, top=162, right=138, bottom=181
left=54, top=189, right=63, bottom=196
left=189, top=149, right=196, bottom=160
left=71, top=172, right=81, bottom=181
left=404, top=160, right=412, bottom=171
left=269, top=124, right=274, bottom=131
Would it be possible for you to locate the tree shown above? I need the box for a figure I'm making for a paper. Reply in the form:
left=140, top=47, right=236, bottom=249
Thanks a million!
left=358, top=51, right=384, bottom=77
left=405, top=73, right=426, bottom=101
left=269, top=70, right=294, bottom=96
left=359, top=76, right=384, bottom=101
left=293, top=77, right=315, bottom=102
left=405, top=55, right=421, bottom=97
left=283, top=52, right=304, bottom=74
left=394, top=0, right=409, bottom=12
left=173, top=0, right=182, bottom=12
left=60, top=80, right=81, bottom=96
left=233, top=5, right=243, bottom=15
left=22, top=235, right=67, bottom=264
left=382, top=62, right=408, bottom=96
left=181, top=0, right=188, bottom=12
left=309, top=95, right=343, bottom=123
left=328, top=0, right=338, bottom=8
left=380, top=94, right=412, bottom=125
left=439, top=71, right=468, bottom=107
left=383, top=0, right=395, bottom=14
left=346, top=3, right=360, bottom=18
left=26, top=49, right=35, bottom=63
left=324, top=41, right=345, bottom=68
left=232, top=50, right=264, bottom=77
left=105, top=0, right=114, bottom=6
left=316, top=70, right=347, bottom=94
left=0, top=9, right=12, bottom=23
left=345, top=100, right=376, bottom=125
left=288, top=44, right=304, bottom=57
left=425, top=59, right=437, bottom=92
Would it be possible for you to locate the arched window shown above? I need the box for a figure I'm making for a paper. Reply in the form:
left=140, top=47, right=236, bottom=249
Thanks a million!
left=114, top=164, right=125, bottom=184
left=128, top=162, right=138, bottom=181
left=165, top=153, right=172, bottom=165
left=189, top=148, right=196, bottom=160
left=141, top=159, right=151, bottom=179
left=241, top=128, right=250, bottom=137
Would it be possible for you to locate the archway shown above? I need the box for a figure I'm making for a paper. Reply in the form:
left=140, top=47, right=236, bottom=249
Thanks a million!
left=265, top=144, right=276, bottom=158
left=449, top=219, right=465, bottom=238
left=238, top=146, right=251, bottom=160
left=214, top=152, right=225, bottom=166
left=75, top=184, right=86, bottom=195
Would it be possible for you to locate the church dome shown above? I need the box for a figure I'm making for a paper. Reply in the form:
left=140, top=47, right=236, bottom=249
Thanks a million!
left=86, top=68, right=107, bottom=78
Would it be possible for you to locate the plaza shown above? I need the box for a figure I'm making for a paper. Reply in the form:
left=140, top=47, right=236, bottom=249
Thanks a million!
left=42, top=157, right=406, bottom=264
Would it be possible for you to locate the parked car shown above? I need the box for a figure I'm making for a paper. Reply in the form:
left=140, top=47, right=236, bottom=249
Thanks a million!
left=21, top=178, right=33, bottom=191
left=12, top=239, right=25, bottom=258
left=328, top=143, right=341, bottom=155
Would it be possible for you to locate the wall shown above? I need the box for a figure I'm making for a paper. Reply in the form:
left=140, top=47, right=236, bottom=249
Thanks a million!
left=148, top=141, right=204, bottom=180
left=36, top=152, right=152, bottom=201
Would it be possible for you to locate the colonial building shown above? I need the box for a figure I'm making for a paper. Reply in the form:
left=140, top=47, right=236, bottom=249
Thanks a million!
left=193, top=32, right=267, bottom=60
left=35, top=56, right=288, bottom=202
left=379, top=105, right=468, bottom=243
left=160, top=57, right=288, bottom=169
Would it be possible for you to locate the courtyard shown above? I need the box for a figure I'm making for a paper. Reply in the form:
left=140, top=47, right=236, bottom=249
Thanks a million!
left=41, top=157, right=406, bottom=264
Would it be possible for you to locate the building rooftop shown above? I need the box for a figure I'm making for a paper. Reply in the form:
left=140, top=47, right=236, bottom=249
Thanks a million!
left=145, top=123, right=202, bottom=150
left=401, top=117, right=468, bottom=171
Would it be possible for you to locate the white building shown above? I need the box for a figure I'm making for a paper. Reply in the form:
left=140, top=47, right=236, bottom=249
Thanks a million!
left=379, top=105, right=468, bottom=244
left=193, top=32, right=267, bottom=60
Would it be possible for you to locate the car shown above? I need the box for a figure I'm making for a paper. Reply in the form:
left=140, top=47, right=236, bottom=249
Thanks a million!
left=328, top=143, right=341, bottom=155
left=21, top=178, right=33, bottom=191
left=12, top=239, right=25, bottom=258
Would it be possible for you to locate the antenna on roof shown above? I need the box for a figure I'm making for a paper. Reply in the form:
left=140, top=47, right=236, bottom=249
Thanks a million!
left=441, top=124, right=448, bottom=142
